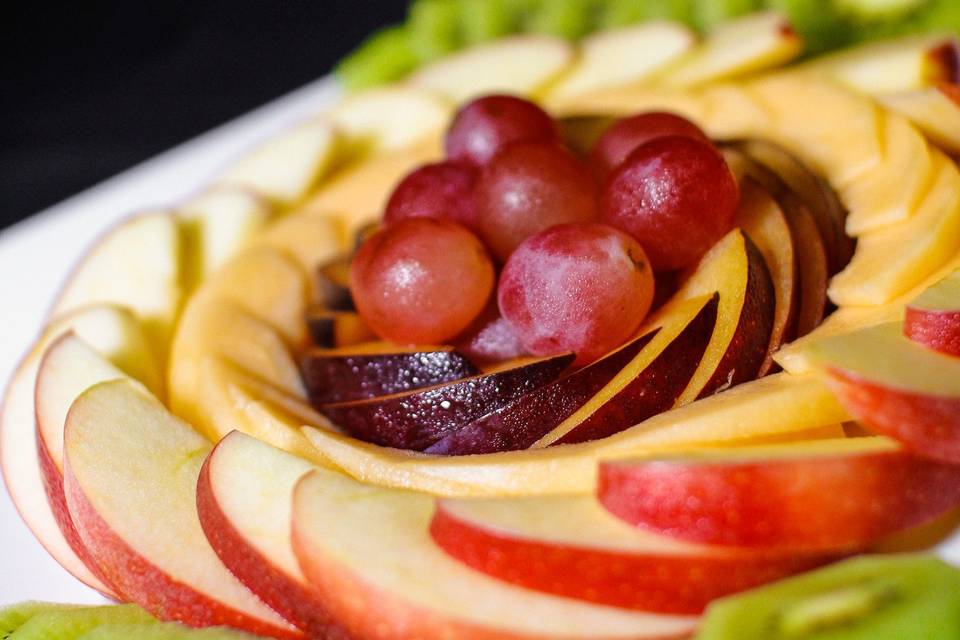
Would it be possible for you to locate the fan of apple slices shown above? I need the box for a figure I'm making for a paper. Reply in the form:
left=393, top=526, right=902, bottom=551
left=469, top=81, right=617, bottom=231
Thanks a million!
left=4, top=11, right=960, bottom=639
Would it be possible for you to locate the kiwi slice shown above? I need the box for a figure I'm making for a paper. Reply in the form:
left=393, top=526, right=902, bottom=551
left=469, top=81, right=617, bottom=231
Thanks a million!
left=766, top=0, right=854, bottom=54
left=697, top=554, right=960, bottom=639
left=693, top=0, right=761, bottom=30
left=832, top=0, right=930, bottom=22
left=1, top=603, right=81, bottom=639
left=408, top=0, right=462, bottom=61
left=457, top=0, right=517, bottom=44
left=335, top=25, right=420, bottom=91
left=10, top=604, right=155, bottom=640
left=76, top=622, right=256, bottom=640
left=527, top=0, right=599, bottom=39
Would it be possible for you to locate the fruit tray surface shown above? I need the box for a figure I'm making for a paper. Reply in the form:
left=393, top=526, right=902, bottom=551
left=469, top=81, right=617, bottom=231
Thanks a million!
left=0, top=76, right=340, bottom=605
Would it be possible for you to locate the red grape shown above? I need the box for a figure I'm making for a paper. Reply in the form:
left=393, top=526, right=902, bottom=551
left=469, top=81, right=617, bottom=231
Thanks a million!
left=498, top=223, right=655, bottom=365
left=446, top=95, right=559, bottom=167
left=384, top=161, right=478, bottom=228
left=475, top=141, right=598, bottom=261
left=601, top=136, right=739, bottom=271
left=590, top=112, right=709, bottom=180
left=455, top=303, right=528, bottom=365
left=351, top=219, right=495, bottom=344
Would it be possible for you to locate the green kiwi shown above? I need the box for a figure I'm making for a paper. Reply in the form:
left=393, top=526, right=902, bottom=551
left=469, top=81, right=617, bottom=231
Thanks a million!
left=526, top=0, right=599, bottom=39
left=831, top=0, right=931, bottom=22
left=765, top=0, right=855, bottom=54
left=10, top=604, right=155, bottom=640
left=697, top=554, right=960, bottom=640
left=334, top=25, right=420, bottom=91
left=408, top=0, right=463, bottom=61
left=457, top=0, right=517, bottom=44
left=1, top=603, right=81, bottom=639
left=76, top=622, right=257, bottom=640
left=694, top=0, right=762, bottom=30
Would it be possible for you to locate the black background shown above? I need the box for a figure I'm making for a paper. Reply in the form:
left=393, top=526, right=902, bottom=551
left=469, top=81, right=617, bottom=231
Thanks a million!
left=3, top=2, right=407, bottom=230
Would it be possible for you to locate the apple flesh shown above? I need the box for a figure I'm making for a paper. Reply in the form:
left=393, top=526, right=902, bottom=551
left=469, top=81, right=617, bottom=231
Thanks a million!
left=881, top=83, right=960, bottom=156
left=63, top=380, right=300, bottom=637
left=319, top=353, right=573, bottom=451
left=805, top=322, right=960, bottom=463
left=432, top=494, right=837, bottom=615
left=300, top=348, right=479, bottom=405
left=904, top=268, right=960, bottom=356
left=598, top=437, right=960, bottom=552
left=197, top=432, right=348, bottom=638
left=291, top=470, right=697, bottom=639
left=424, top=330, right=658, bottom=455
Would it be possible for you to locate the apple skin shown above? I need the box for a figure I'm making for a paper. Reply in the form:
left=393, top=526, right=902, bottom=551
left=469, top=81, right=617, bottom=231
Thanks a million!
left=904, top=307, right=960, bottom=357
left=598, top=442, right=960, bottom=552
left=424, top=333, right=654, bottom=455
left=827, top=367, right=960, bottom=463
left=320, top=353, right=573, bottom=451
left=430, top=501, right=835, bottom=615
left=196, top=449, right=349, bottom=639
left=301, top=349, right=479, bottom=405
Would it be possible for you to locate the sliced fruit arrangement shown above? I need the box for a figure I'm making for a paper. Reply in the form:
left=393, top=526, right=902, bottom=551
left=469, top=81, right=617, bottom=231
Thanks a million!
left=10, top=4, right=960, bottom=639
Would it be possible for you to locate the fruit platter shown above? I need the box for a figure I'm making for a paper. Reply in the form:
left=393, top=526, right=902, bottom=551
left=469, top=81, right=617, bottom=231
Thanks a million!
left=6, top=0, right=960, bottom=638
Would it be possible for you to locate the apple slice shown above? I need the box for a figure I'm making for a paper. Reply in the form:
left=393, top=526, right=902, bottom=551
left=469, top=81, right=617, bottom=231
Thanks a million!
left=179, top=188, right=273, bottom=289
left=432, top=493, right=835, bottom=615
left=52, top=212, right=183, bottom=360
left=291, top=470, right=697, bottom=639
left=34, top=333, right=139, bottom=588
left=733, top=178, right=799, bottom=375
left=669, top=229, right=775, bottom=402
left=197, top=432, right=346, bottom=637
left=255, top=213, right=347, bottom=276
left=881, top=83, right=960, bottom=155
left=219, top=121, right=339, bottom=207
left=598, top=437, right=960, bottom=552
left=829, top=151, right=960, bottom=306
left=302, top=371, right=849, bottom=498
left=658, top=12, right=803, bottom=88
left=547, top=22, right=696, bottom=103
left=804, top=321, right=960, bottom=463
left=63, top=380, right=300, bottom=637
left=408, top=35, right=574, bottom=102
left=319, top=354, right=573, bottom=451
left=2, top=304, right=163, bottom=596
left=326, top=86, right=452, bottom=153
left=905, top=269, right=960, bottom=356
left=300, top=348, right=479, bottom=405
left=801, top=34, right=960, bottom=95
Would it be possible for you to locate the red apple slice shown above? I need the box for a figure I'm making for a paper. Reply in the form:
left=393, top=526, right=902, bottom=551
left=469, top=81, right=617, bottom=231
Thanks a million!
left=197, top=432, right=348, bottom=638
left=291, top=469, right=697, bottom=640
left=598, top=437, right=960, bottom=552
left=806, top=322, right=960, bottom=463
left=904, top=268, right=960, bottom=356
left=63, top=380, right=301, bottom=637
left=300, top=347, right=479, bottom=405
left=432, top=493, right=836, bottom=615
left=319, top=354, right=573, bottom=451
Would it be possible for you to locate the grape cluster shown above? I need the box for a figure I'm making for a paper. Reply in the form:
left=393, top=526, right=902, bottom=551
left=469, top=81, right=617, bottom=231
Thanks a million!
left=351, top=95, right=739, bottom=364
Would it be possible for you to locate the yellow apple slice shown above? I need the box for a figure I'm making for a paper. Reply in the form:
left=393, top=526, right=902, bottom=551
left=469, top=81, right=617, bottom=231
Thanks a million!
left=291, top=470, right=697, bottom=639
left=829, top=152, right=960, bottom=306
left=1, top=304, right=164, bottom=597
left=302, top=135, right=443, bottom=234
left=881, top=84, right=960, bottom=155
left=657, top=12, right=803, bottom=88
left=63, top=380, right=300, bottom=637
left=547, top=22, right=697, bottom=103
left=302, top=372, right=848, bottom=498
left=219, top=121, right=339, bottom=208
left=52, top=212, right=183, bottom=361
left=254, top=213, right=347, bottom=275
left=408, top=35, right=574, bottom=102
left=179, top=187, right=273, bottom=288
left=326, top=86, right=451, bottom=153
left=801, top=34, right=959, bottom=95
left=197, top=432, right=342, bottom=637
left=842, top=112, right=934, bottom=235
